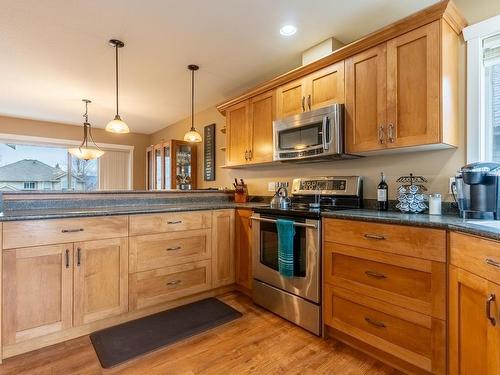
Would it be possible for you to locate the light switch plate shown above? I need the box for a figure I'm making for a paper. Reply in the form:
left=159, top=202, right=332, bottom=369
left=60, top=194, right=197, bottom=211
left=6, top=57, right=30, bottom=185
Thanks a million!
left=268, top=182, right=276, bottom=192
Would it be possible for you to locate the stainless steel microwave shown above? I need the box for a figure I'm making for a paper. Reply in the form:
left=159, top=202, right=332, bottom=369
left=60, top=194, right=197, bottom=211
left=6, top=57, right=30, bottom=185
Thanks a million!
left=273, top=104, right=354, bottom=161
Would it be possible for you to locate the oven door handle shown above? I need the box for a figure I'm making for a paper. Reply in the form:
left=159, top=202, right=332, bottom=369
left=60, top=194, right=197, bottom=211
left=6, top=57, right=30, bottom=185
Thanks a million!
left=250, top=216, right=318, bottom=229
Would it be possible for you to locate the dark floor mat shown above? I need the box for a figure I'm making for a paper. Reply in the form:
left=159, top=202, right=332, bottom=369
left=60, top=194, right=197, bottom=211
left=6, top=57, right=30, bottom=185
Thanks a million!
left=90, top=297, right=242, bottom=368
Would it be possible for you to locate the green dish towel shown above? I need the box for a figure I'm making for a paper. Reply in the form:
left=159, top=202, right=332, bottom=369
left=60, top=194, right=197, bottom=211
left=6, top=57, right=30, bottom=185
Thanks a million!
left=277, top=219, right=295, bottom=277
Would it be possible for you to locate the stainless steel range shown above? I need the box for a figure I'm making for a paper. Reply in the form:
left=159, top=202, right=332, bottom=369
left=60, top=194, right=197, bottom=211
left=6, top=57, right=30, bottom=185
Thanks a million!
left=251, top=176, right=363, bottom=335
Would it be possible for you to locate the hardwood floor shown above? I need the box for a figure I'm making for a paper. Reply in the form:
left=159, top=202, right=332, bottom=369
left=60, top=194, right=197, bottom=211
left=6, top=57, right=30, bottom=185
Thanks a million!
left=0, top=292, right=401, bottom=375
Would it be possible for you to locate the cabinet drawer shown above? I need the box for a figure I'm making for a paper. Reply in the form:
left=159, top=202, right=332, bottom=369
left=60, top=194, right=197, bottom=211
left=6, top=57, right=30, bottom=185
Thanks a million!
left=324, top=242, right=446, bottom=319
left=129, top=260, right=212, bottom=310
left=129, top=211, right=211, bottom=236
left=324, top=285, right=445, bottom=374
left=323, top=218, right=446, bottom=262
left=3, top=216, right=128, bottom=249
left=129, top=229, right=211, bottom=273
left=450, top=232, right=500, bottom=282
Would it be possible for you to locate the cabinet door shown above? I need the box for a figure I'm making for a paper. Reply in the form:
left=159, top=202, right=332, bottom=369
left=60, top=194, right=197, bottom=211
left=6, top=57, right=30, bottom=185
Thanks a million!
left=307, top=61, right=345, bottom=110
left=449, top=266, right=500, bottom=375
left=386, top=21, right=440, bottom=148
left=235, top=209, right=252, bottom=291
left=153, top=144, right=164, bottom=190
left=3, top=244, right=73, bottom=345
left=345, top=44, right=387, bottom=153
left=226, top=101, right=250, bottom=165
left=249, top=90, right=275, bottom=164
left=73, top=237, right=128, bottom=326
left=276, top=78, right=307, bottom=119
left=212, top=209, right=235, bottom=288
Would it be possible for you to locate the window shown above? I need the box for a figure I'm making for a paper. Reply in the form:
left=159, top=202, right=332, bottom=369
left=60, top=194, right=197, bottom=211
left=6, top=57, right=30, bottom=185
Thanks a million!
left=464, top=15, right=500, bottom=163
left=23, top=182, right=36, bottom=190
left=0, top=135, right=133, bottom=192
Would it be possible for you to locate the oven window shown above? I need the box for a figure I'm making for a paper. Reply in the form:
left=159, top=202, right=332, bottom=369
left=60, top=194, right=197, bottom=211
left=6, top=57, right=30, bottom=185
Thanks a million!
left=278, top=122, right=323, bottom=150
left=260, top=220, right=306, bottom=277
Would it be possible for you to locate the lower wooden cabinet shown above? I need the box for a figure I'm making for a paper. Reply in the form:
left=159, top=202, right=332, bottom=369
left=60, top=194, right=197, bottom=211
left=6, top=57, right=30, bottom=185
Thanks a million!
left=235, top=209, right=252, bottom=291
left=3, top=244, right=73, bottom=345
left=211, top=209, right=235, bottom=288
left=73, top=238, right=129, bottom=326
left=449, top=232, right=500, bottom=375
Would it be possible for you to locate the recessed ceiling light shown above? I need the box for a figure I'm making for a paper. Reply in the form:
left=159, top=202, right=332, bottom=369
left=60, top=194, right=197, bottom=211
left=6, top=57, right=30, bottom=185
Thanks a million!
left=280, top=25, right=297, bottom=36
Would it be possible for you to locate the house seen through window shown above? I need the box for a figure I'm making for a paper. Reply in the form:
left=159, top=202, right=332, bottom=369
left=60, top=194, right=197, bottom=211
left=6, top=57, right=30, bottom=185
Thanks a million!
left=0, top=143, right=98, bottom=191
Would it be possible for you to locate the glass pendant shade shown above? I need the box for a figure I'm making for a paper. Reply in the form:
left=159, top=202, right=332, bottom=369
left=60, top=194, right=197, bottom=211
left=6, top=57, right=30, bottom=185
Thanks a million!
left=183, top=128, right=202, bottom=143
left=183, top=64, right=202, bottom=143
left=68, top=146, right=105, bottom=161
left=105, top=115, right=129, bottom=133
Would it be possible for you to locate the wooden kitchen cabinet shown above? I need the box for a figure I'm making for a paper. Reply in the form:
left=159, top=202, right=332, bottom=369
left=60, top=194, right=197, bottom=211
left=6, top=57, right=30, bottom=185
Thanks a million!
left=386, top=22, right=440, bottom=148
left=3, top=244, right=73, bottom=345
left=235, top=209, right=253, bottom=292
left=449, top=232, right=500, bottom=375
left=211, top=209, right=235, bottom=288
left=345, top=44, right=387, bottom=153
left=346, top=20, right=458, bottom=153
left=73, top=237, right=128, bottom=326
left=225, top=90, right=275, bottom=166
left=249, top=90, right=275, bottom=164
left=226, top=101, right=250, bottom=165
left=276, top=61, right=345, bottom=119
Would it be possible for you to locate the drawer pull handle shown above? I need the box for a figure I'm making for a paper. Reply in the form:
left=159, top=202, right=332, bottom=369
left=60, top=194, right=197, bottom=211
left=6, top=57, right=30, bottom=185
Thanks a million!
left=62, top=228, right=84, bottom=233
left=486, top=258, right=500, bottom=268
left=365, top=317, right=386, bottom=328
left=365, top=270, right=387, bottom=279
left=166, top=246, right=181, bottom=251
left=363, top=233, right=386, bottom=240
left=65, top=249, right=70, bottom=268
left=486, top=294, right=496, bottom=326
left=167, top=280, right=182, bottom=286
left=77, top=247, right=81, bottom=267
left=167, top=220, right=182, bottom=225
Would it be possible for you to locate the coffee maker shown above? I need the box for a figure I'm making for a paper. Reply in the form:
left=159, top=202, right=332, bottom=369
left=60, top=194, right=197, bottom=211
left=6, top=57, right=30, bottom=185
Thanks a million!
left=453, top=162, right=500, bottom=219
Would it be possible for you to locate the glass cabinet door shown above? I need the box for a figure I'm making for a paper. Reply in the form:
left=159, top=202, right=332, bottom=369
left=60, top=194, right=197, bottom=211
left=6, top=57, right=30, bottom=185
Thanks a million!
left=154, top=146, right=162, bottom=190
left=163, top=144, right=171, bottom=189
left=175, top=144, right=193, bottom=190
left=146, top=147, right=154, bottom=190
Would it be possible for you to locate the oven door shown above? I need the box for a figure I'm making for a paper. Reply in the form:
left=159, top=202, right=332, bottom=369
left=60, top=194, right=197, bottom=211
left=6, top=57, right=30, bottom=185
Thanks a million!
left=251, top=213, right=320, bottom=303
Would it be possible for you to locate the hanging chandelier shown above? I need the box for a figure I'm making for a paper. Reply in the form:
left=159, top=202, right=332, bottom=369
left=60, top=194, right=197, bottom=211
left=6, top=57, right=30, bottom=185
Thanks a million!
left=105, top=39, right=130, bottom=133
left=183, top=64, right=202, bottom=143
left=68, top=99, right=105, bottom=160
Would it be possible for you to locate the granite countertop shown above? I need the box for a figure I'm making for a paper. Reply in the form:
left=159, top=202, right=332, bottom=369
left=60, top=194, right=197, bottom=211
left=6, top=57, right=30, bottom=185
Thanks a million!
left=322, top=209, right=500, bottom=241
left=0, top=202, right=267, bottom=222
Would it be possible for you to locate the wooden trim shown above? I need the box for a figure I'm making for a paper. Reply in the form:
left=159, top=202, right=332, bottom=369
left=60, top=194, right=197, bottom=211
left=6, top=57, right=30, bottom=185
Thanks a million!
left=216, top=0, right=467, bottom=114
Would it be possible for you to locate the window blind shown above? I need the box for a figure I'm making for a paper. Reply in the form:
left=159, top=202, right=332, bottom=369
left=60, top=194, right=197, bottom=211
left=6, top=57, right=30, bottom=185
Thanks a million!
left=98, top=150, right=131, bottom=190
left=483, top=32, right=500, bottom=67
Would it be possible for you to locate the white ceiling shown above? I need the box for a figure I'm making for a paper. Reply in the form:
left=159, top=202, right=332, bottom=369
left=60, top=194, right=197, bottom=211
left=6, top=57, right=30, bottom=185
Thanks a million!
left=0, top=0, right=445, bottom=134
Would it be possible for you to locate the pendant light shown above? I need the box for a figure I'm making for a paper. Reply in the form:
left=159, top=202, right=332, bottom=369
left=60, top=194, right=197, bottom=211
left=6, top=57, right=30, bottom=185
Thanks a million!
left=68, top=100, right=105, bottom=160
left=183, top=64, right=202, bottom=143
left=105, top=39, right=130, bottom=133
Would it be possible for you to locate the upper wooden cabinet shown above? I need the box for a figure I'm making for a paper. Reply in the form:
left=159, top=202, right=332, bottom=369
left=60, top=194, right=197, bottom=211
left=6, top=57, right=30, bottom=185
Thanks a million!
left=346, top=20, right=458, bottom=153
left=276, top=61, right=345, bottom=119
left=225, top=90, right=275, bottom=166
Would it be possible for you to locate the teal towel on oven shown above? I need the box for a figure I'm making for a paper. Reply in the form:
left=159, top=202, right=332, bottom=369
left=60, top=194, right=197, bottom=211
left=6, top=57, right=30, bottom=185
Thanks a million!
left=276, top=219, right=295, bottom=277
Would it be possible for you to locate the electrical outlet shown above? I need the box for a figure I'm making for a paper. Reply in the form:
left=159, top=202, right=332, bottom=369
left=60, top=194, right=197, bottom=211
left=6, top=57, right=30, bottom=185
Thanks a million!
left=449, top=177, right=456, bottom=194
left=268, top=182, right=276, bottom=192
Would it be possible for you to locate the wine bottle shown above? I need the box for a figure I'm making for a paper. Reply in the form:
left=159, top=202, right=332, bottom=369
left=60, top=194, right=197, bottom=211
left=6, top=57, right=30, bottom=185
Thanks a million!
left=377, top=172, right=389, bottom=211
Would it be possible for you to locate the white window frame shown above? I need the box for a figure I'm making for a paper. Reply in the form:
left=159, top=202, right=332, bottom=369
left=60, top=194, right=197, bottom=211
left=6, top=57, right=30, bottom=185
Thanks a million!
left=0, top=133, right=135, bottom=190
left=464, top=14, right=500, bottom=163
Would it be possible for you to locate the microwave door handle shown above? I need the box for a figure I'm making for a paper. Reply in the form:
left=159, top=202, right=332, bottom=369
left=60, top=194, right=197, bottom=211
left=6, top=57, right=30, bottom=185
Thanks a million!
left=322, top=116, right=330, bottom=150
